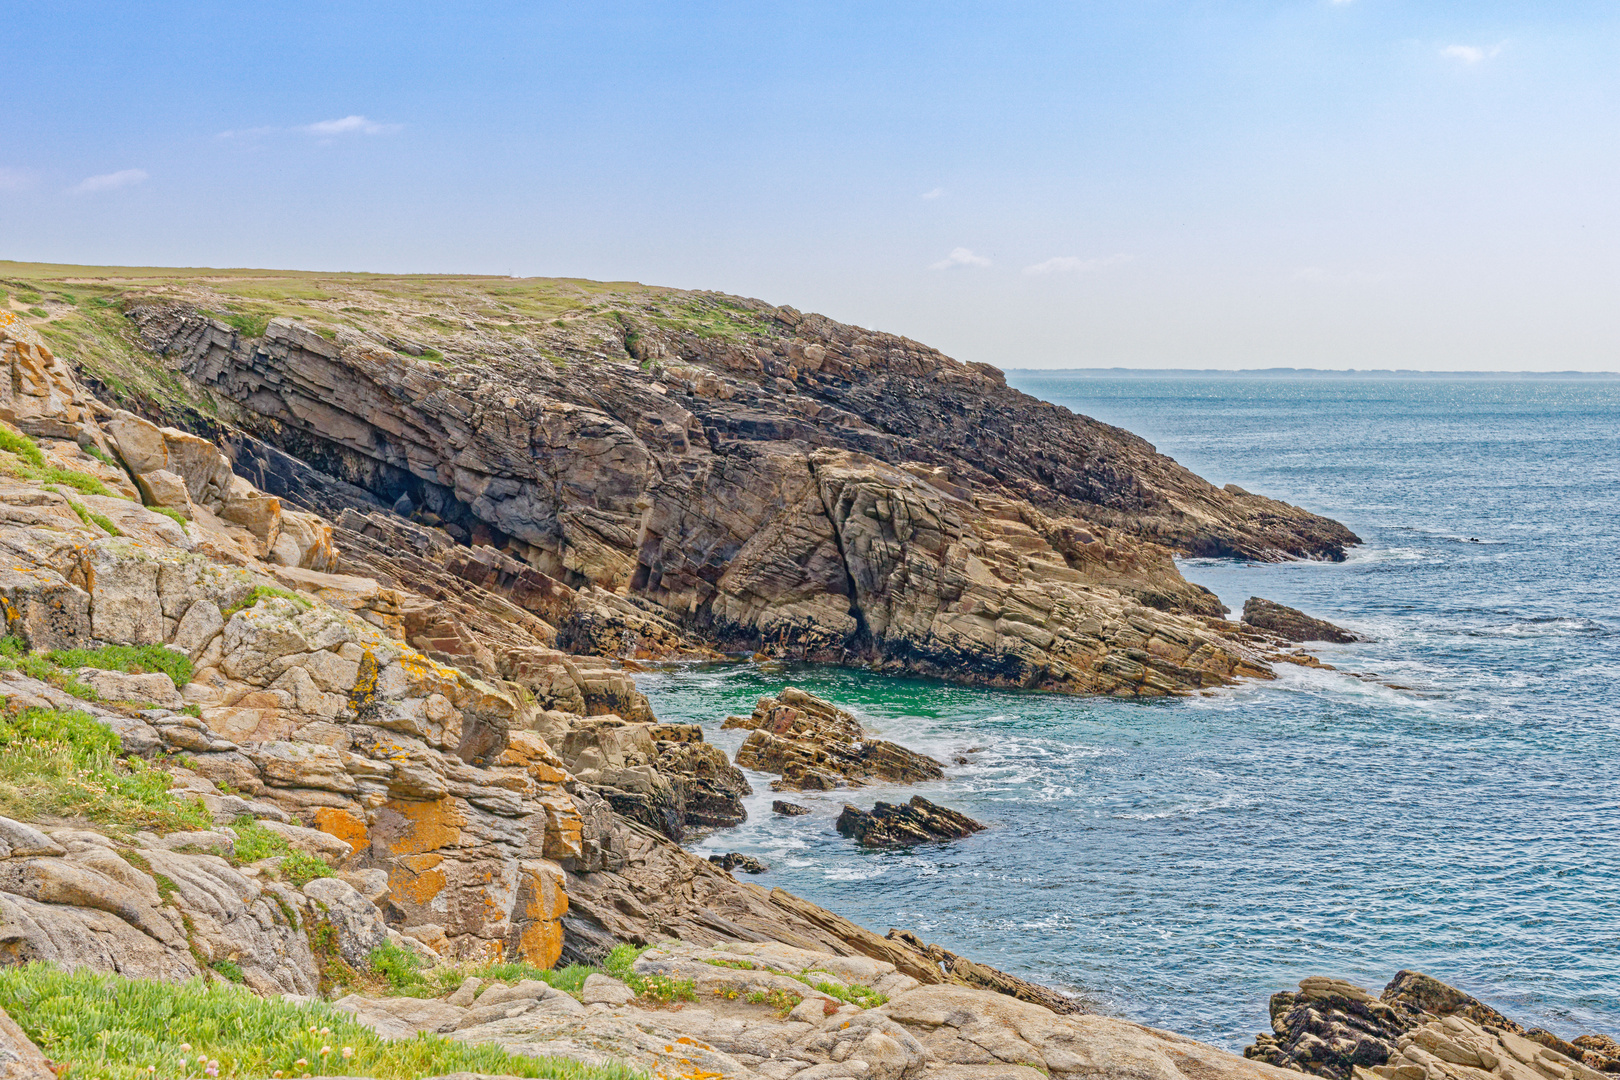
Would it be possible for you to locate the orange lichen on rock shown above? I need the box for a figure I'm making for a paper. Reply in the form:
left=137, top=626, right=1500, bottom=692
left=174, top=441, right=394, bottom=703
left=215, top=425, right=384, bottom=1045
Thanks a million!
left=314, top=806, right=369, bottom=852
left=389, top=852, right=447, bottom=906
left=380, top=797, right=464, bottom=856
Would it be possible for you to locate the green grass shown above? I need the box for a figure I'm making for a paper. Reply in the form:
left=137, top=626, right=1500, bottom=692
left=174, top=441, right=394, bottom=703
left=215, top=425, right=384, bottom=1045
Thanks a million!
left=220, top=311, right=272, bottom=338
left=228, top=817, right=287, bottom=863
left=40, top=466, right=117, bottom=497
left=0, top=964, right=645, bottom=1080
left=226, top=818, right=334, bottom=886
left=222, top=586, right=310, bottom=619
left=600, top=945, right=694, bottom=1005
left=86, top=444, right=120, bottom=468
left=209, top=960, right=246, bottom=985
left=745, top=988, right=804, bottom=1017
left=147, top=505, right=190, bottom=527
left=0, top=422, right=124, bottom=499
left=811, top=979, right=887, bottom=1009
left=0, top=425, right=45, bottom=467
left=64, top=498, right=124, bottom=536
left=48, top=643, right=193, bottom=690
left=0, top=636, right=100, bottom=701
left=281, top=851, right=333, bottom=887
left=0, top=705, right=211, bottom=833
left=359, top=946, right=598, bottom=1000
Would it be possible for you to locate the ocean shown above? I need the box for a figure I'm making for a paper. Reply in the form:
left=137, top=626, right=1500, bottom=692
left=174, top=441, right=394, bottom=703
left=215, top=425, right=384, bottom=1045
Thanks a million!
left=636, top=373, right=1620, bottom=1049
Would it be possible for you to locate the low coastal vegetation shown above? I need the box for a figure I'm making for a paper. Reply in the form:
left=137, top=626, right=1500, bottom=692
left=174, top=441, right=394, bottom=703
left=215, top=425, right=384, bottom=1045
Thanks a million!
left=0, top=704, right=210, bottom=833
left=0, top=636, right=195, bottom=700
left=0, top=963, right=645, bottom=1080
left=353, top=941, right=699, bottom=1008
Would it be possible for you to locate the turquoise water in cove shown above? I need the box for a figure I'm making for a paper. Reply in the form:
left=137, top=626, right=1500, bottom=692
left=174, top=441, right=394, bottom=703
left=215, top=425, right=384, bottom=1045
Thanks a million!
left=636, top=373, right=1620, bottom=1050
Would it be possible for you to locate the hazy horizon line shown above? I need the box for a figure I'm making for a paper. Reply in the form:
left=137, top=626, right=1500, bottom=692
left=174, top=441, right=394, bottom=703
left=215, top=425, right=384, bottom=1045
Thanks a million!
left=1004, top=366, right=1620, bottom=378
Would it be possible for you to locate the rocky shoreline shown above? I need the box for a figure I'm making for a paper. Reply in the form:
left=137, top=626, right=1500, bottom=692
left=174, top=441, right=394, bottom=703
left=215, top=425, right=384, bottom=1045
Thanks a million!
left=1245, top=971, right=1619, bottom=1080
left=3, top=273, right=1586, bottom=1080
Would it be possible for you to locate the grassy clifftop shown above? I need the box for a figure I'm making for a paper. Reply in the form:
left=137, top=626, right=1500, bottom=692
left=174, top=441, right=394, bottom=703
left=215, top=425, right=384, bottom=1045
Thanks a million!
left=0, top=260, right=788, bottom=424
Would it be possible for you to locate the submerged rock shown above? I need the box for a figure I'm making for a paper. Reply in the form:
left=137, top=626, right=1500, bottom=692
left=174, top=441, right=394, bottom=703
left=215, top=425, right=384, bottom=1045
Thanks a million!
left=835, top=796, right=985, bottom=848
left=772, top=799, right=812, bottom=816
left=1243, top=597, right=1365, bottom=644
left=726, top=687, right=943, bottom=790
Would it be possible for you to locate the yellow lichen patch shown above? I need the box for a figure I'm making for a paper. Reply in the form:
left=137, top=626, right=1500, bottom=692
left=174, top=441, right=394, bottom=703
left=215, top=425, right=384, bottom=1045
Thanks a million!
left=519, top=861, right=568, bottom=922
left=515, top=919, right=563, bottom=969
left=348, top=648, right=380, bottom=717
left=313, top=806, right=369, bottom=853
left=381, top=797, right=464, bottom=855
left=388, top=853, right=447, bottom=906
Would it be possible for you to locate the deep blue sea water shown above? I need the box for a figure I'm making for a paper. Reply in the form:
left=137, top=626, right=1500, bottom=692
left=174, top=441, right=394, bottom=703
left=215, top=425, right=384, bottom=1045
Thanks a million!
left=636, top=374, right=1620, bottom=1050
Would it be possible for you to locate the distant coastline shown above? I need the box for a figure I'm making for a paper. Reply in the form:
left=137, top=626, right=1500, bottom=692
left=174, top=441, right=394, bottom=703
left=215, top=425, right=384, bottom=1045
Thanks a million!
left=1006, top=367, right=1620, bottom=379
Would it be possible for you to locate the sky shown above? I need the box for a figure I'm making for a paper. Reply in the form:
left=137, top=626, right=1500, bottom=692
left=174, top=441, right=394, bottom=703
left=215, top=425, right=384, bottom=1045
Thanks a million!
left=4, top=2, right=1618, bottom=371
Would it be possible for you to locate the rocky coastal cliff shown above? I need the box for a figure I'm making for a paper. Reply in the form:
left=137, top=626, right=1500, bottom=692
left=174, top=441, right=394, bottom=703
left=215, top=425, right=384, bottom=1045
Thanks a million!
left=0, top=266, right=1390, bottom=1079
left=8, top=264, right=1362, bottom=698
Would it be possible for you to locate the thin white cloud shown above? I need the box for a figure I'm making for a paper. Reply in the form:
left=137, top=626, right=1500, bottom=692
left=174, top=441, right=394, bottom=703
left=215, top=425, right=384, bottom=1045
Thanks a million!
left=1023, top=253, right=1131, bottom=276
left=218, top=116, right=403, bottom=141
left=73, top=168, right=148, bottom=194
left=302, top=115, right=402, bottom=137
left=0, top=167, right=35, bottom=192
left=930, top=247, right=992, bottom=270
left=921, top=187, right=945, bottom=200
left=1441, top=43, right=1504, bottom=63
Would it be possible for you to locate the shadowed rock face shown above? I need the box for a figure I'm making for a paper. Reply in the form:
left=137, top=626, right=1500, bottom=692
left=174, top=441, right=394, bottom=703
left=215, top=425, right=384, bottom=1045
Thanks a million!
left=112, top=291, right=1358, bottom=696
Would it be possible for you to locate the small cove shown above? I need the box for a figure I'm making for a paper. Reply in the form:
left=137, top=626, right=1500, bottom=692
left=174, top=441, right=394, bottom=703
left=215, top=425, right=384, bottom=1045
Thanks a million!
left=641, top=374, right=1620, bottom=1049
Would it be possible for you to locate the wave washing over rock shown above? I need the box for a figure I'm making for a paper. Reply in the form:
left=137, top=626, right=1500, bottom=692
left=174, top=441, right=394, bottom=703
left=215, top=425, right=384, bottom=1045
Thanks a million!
left=0, top=270, right=1472, bottom=1080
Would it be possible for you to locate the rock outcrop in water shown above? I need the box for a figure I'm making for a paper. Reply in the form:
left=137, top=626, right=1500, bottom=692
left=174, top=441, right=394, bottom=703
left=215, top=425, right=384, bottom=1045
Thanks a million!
left=1246, top=971, right=1620, bottom=1080
left=836, top=796, right=986, bottom=848
left=37, top=268, right=1364, bottom=696
left=1243, top=597, right=1365, bottom=644
left=726, top=687, right=944, bottom=790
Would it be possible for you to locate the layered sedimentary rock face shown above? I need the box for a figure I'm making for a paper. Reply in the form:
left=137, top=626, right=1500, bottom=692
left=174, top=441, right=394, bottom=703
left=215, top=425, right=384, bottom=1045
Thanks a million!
left=65, top=273, right=1359, bottom=696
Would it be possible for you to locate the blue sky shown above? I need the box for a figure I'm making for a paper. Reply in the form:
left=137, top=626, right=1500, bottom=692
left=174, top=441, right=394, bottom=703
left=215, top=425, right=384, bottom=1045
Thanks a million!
left=4, top=2, right=1617, bottom=370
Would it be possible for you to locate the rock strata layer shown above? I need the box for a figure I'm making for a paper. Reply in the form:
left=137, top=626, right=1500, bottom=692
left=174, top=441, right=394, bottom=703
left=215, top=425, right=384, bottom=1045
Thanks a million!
left=726, top=687, right=943, bottom=790
left=836, top=797, right=986, bottom=848
left=1243, top=597, right=1365, bottom=644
